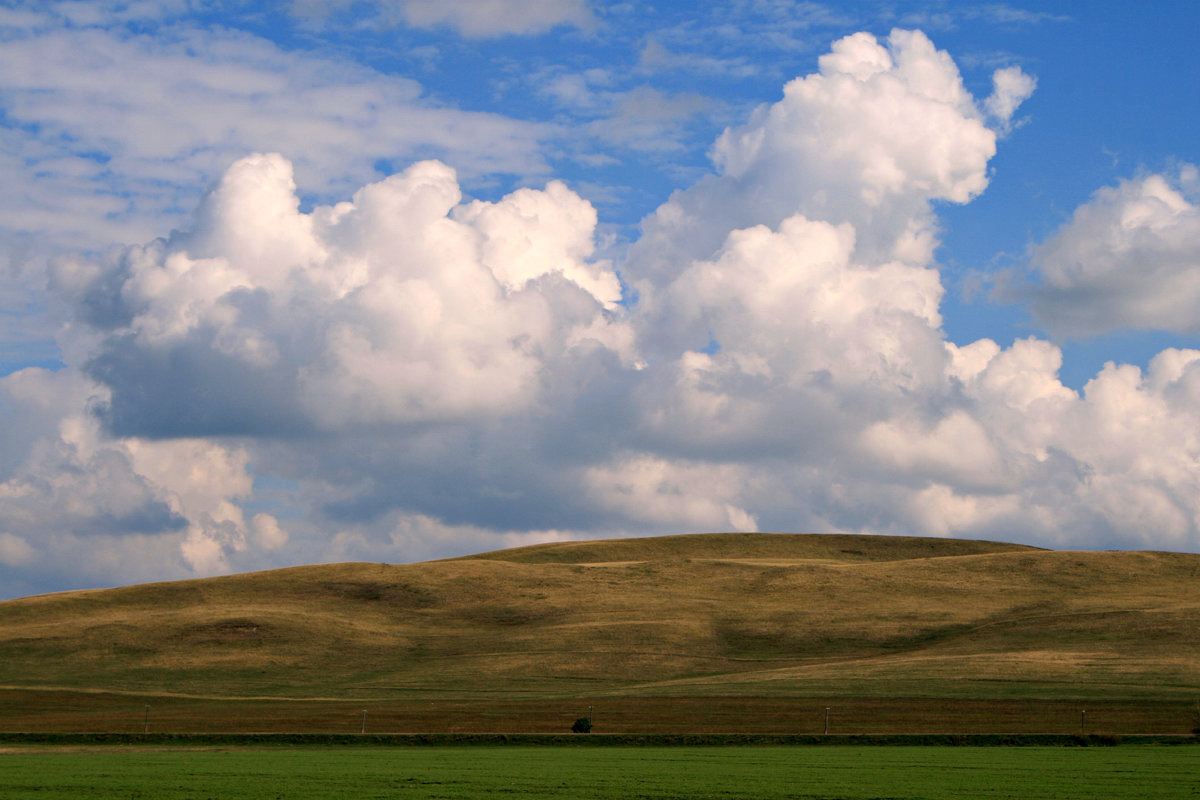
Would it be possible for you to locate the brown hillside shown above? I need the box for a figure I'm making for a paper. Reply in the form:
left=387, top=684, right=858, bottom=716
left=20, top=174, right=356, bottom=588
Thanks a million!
left=0, top=532, right=1197, bottom=709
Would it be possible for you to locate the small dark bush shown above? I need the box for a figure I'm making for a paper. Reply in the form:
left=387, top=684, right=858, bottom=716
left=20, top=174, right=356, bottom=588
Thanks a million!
left=571, top=717, right=592, bottom=734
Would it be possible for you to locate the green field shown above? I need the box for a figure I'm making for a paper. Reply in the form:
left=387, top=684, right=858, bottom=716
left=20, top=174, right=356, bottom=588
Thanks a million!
left=1, top=745, right=1197, bottom=799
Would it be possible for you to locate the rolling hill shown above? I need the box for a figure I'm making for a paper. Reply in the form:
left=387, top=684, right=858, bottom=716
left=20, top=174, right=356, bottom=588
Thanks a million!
left=1, top=532, right=1199, bottom=733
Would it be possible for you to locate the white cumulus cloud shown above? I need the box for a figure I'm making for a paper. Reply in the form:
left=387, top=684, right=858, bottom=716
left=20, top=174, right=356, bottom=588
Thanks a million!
left=57, top=153, right=628, bottom=434
left=1025, top=166, right=1200, bottom=337
left=629, top=29, right=1003, bottom=291
left=0, top=367, right=287, bottom=585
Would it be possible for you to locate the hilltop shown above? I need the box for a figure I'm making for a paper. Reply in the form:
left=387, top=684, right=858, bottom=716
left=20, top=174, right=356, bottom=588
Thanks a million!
left=1, top=531, right=1197, bottom=711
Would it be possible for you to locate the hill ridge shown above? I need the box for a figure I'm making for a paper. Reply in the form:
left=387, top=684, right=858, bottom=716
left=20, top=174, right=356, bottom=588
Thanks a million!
left=457, top=531, right=1040, bottom=565
left=0, top=532, right=1197, bottom=711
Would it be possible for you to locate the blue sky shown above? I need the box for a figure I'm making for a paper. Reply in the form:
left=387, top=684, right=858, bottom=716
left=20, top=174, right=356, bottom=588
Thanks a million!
left=1, top=1, right=1198, bottom=598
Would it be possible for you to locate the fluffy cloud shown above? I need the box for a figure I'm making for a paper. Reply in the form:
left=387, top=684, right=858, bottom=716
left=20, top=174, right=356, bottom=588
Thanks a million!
left=0, top=4, right=558, bottom=398
left=583, top=455, right=759, bottom=532
left=609, top=31, right=1200, bottom=554
left=57, top=153, right=627, bottom=436
left=628, top=29, right=1005, bottom=291
left=940, top=343, right=1200, bottom=550
left=985, top=65, right=1037, bottom=129
left=8, top=146, right=632, bottom=591
left=633, top=212, right=948, bottom=468
left=0, top=367, right=286, bottom=590
left=1025, top=166, right=1200, bottom=337
left=624, top=29, right=1003, bottom=468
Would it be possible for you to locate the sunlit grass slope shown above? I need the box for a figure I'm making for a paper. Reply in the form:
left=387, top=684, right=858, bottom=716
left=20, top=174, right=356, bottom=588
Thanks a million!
left=1, top=533, right=1198, bottom=701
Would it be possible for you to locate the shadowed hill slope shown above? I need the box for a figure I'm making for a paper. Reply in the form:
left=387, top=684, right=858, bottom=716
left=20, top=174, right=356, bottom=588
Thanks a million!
left=0, top=533, right=1197, bottom=703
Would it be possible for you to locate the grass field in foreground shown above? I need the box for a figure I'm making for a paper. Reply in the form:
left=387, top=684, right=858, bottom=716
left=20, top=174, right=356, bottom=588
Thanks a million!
left=1, top=746, right=1197, bottom=799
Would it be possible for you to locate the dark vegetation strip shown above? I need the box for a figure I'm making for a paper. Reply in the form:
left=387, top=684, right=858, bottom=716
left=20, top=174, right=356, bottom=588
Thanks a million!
left=3, top=690, right=1193, bottom=735
left=0, top=732, right=1195, bottom=747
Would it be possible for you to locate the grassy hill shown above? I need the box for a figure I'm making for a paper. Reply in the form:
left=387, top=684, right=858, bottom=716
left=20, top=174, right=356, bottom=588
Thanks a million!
left=1, top=532, right=1199, bottom=733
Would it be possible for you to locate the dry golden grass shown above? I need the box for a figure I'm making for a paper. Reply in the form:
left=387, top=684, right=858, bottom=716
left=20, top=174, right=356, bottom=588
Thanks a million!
left=1, top=532, right=1198, bottom=710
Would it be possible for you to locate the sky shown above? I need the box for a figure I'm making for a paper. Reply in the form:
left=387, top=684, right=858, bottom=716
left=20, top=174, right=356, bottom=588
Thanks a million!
left=1, top=0, right=1199, bottom=599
